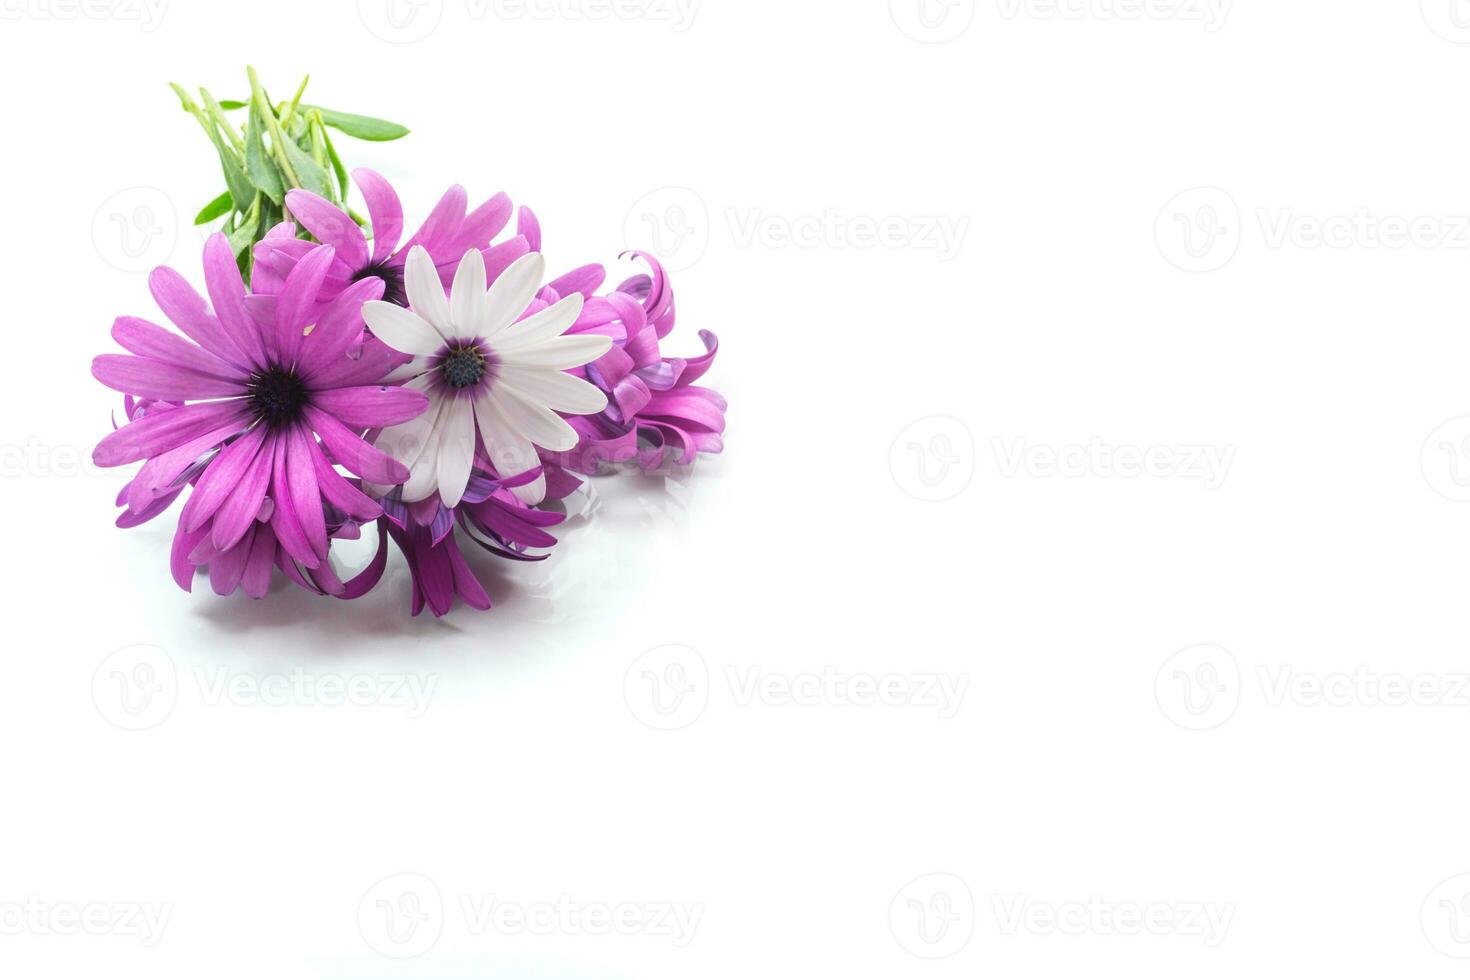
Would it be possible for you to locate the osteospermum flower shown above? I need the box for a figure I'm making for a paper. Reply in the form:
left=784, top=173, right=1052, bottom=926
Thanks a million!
left=92, top=234, right=429, bottom=585
left=253, top=169, right=527, bottom=307
left=364, top=246, right=612, bottom=506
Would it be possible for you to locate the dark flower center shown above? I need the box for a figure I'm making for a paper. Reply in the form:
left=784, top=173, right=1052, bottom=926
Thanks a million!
left=353, top=260, right=408, bottom=307
left=247, top=367, right=309, bottom=429
left=441, top=346, right=487, bottom=389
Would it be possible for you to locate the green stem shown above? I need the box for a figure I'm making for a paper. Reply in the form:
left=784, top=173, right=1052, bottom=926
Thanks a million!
left=246, top=66, right=301, bottom=190
left=200, top=88, right=244, bottom=155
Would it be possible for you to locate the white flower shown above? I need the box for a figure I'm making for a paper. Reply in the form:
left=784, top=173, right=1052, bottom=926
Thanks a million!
left=363, top=245, right=611, bottom=507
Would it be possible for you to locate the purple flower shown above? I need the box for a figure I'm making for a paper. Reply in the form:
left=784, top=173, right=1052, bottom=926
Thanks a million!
left=253, top=169, right=529, bottom=308
left=545, top=252, right=726, bottom=473
left=92, top=233, right=429, bottom=594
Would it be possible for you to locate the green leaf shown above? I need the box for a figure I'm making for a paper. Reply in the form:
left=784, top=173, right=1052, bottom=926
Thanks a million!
left=282, top=137, right=334, bottom=201
left=210, top=139, right=254, bottom=214
left=245, top=104, right=285, bottom=204
left=301, top=105, right=409, bottom=141
left=218, top=99, right=247, bottom=110
left=194, top=191, right=234, bottom=225
left=322, top=128, right=350, bottom=202
left=227, top=219, right=256, bottom=257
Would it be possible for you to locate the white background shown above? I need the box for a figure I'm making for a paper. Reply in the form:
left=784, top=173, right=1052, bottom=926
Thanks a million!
left=3, top=0, right=1470, bottom=975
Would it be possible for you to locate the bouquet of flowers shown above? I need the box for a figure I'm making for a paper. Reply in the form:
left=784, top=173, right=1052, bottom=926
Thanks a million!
left=91, top=69, right=726, bottom=617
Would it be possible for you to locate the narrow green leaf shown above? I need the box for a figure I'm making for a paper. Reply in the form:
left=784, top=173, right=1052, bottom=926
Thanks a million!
left=302, top=105, right=409, bottom=141
left=218, top=99, right=247, bottom=110
left=282, top=137, right=334, bottom=201
left=322, top=128, right=350, bottom=202
left=194, top=191, right=234, bottom=225
left=227, top=219, right=256, bottom=257
left=245, top=104, right=285, bottom=204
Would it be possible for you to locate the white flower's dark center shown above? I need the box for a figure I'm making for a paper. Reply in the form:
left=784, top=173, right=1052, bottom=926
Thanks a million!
left=441, top=346, right=487, bottom=389
left=353, top=261, right=408, bottom=307
left=248, top=367, right=309, bottom=428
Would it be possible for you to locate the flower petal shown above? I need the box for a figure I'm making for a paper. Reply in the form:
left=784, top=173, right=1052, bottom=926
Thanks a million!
left=489, top=294, right=584, bottom=354
left=435, top=396, right=475, bottom=508
left=497, top=365, right=608, bottom=416
left=354, top=169, right=405, bottom=263
left=305, top=406, right=412, bottom=485
left=361, top=300, right=444, bottom=357
left=489, top=386, right=579, bottom=452
left=285, top=189, right=368, bottom=268
left=94, top=400, right=251, bottom=467
left=312, top=384, right=430, bottom=429
left=449, top=247, right=488, bottom=337
left=92, top=354, right=246, bottom=401
left=482, top=252, right=546, bottom=340
left=496, top=334, right=613, bottom=372
left=404, top=245, right=453, bottom=337
left=474, top=394, right=544, bottom=504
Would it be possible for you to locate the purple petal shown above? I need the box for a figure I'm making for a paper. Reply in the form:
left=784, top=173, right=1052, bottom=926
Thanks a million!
left=311, top=385, right=429, bottom=429
left=111, top=316, right=244, bottom=380
left=304, top=406, right=411, bottom=485
left=285, top=190, right=368, bottom=269
left=94, top=400, right=250, bottom=467
left=92, top=354, right=245, bottom=401
left=354, top=169, right=405, bottom=263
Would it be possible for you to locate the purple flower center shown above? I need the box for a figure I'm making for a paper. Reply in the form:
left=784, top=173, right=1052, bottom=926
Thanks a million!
left=353, top=260, right=408, bottom=307
left=247, top=367, right=308, bottom=428
left=441, top=346, right=487, bottom=389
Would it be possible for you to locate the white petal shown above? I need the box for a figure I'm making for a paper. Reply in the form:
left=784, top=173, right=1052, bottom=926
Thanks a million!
left=375, top=381, right=443, bottom=497
left=449, top=247, right=488, bottom=337
left=474, top=393, right=545, bottom=504
left=497, top=333, right=613, bottom=372
left=482, top=252, right=546, bottom=340
left=361, top=301, right=443, bottom=357
left=498, top=365, right=608, bottom=415
left=404, top=245, right=453, bottom=337
left=490, top=385, right=579, bottom=452
left=491, top=294, right=585, bottom=354
left=435, top=397, right=476, bottom=508
left=381, top=355, right=431, bottom=384
left=400, top=421, right=442, bottom=502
